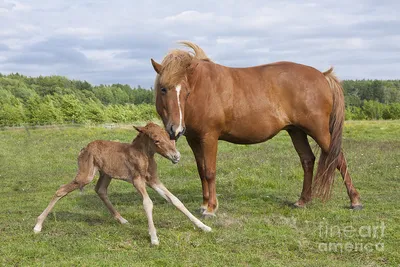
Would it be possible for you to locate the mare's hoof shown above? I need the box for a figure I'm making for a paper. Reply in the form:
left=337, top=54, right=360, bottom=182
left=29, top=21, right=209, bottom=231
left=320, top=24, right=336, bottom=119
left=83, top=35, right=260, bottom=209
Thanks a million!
left=293, top=202, right=306, bottom=209
left=202, top=211, right=217, bottom=219
left=351, top=204, right=363, bottom=210
left=199, top=204, right=211, bottom=214
left=199, top=207, right=207, bottom=214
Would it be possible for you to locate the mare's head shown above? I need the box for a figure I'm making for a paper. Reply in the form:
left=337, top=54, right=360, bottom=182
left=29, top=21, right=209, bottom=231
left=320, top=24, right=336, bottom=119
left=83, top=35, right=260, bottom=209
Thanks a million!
left=134, top=123, right=180, bottom=164
left=151, top=41, right=210, bottom=140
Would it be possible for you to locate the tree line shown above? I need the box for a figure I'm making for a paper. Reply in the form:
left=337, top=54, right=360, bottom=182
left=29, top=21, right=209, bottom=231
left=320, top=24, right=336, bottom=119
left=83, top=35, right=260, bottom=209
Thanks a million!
left=342, top=80, right=400, bottom=120
left=0, top=73, right=157, bottom=126
left=0, top=73, right=400, bottom=127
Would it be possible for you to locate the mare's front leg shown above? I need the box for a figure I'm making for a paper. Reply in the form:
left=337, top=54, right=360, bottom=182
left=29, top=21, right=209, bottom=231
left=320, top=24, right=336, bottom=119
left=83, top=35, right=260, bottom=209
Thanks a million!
left=133, top=177, right=159, bottom=245
left=150, top=182, right=211, bottom=232
left=187, top=135, right=219, bottom=217
left=287, top=129, right=315, bottom=208
left=187, top=137, right=209, bottom=213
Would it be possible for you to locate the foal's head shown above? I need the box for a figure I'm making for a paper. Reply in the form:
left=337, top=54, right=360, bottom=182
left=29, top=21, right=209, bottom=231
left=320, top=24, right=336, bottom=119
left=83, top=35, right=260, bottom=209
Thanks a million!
left=151, top=41, right=210, bottom=140
left=134, top=123, right=180, bottom=164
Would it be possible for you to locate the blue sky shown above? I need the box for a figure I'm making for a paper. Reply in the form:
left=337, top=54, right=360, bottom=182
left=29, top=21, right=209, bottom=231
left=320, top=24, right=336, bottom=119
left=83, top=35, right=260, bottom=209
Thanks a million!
left=0, top=0, right=399, bottom=87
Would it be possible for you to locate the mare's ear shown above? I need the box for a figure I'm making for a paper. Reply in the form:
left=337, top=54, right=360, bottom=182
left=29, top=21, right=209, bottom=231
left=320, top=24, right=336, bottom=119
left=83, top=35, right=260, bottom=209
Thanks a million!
left=133, top=125, right=143, bottom=132
left=151, top=59, right=162, bottom=74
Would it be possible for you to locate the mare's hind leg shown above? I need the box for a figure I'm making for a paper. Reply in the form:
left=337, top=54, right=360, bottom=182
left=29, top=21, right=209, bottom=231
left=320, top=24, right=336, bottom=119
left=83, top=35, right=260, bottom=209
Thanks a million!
left=33, top=168, right=97, bottom=233
left=287, top=128, right=316, bottom=208
left=337, top=151, right=362, bottom=209
left=95, top=172, right=128, bottom=224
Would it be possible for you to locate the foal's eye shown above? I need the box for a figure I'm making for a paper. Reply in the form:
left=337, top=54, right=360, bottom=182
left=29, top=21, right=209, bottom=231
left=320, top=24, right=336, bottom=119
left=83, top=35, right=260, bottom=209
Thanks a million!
left=161, top=88, right=167, bottom=94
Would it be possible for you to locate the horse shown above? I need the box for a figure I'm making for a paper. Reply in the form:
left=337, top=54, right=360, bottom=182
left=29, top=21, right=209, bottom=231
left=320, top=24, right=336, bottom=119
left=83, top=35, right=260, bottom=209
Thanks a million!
left=33, top=122, right=211, bottom=245
left=150, top=42, right=362, bottom=217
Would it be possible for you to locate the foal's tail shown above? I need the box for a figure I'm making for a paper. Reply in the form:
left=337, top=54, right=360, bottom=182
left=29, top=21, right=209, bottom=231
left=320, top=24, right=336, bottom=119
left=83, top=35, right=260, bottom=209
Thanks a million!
left=75, top=147, right=96, bottom=190
left=313, top=67, right=345, bottom=200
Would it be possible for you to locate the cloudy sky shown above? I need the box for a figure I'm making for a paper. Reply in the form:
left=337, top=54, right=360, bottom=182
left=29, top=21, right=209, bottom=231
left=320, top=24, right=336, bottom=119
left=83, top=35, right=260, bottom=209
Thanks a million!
left=0, top=0, right=399, bottom=87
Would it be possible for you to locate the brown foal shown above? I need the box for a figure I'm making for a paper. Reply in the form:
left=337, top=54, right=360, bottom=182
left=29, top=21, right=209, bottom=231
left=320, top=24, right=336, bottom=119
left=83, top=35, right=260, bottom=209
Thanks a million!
left=34, top=122, right=211, bottom=245
left=150, top=42, right=362, bottom=217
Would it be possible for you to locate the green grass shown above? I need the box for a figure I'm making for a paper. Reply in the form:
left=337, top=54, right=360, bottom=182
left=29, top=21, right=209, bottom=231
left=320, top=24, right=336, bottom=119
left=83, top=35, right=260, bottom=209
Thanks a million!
left=0, top=121, right=399, bottom=266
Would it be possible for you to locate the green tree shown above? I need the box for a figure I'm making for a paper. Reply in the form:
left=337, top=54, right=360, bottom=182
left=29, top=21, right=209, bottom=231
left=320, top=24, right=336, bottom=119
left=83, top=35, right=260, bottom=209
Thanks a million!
left=93, top=86, right=115, bottom=104
left=0, top=96, right=25, bottom=126
left=362, top=100, right=384, bottom=120
left=84, top=99, right=107, bottom=123
left=60, top=94, right=85, bottom=123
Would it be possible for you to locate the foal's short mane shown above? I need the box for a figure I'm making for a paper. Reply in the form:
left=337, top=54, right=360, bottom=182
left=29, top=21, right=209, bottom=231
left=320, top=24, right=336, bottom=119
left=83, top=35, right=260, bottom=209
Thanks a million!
left=158, top=41, right=211, bottom=87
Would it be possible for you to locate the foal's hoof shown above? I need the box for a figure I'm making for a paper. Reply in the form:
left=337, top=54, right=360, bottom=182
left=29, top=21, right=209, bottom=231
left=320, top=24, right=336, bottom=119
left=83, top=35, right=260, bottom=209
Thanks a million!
left=118, top=217, right=129, bottom=224
left=151, top=239, right=160, bottom=246
left=33, top=224, right=42, bottom=233
left=351, top=204, right=363, bottom=210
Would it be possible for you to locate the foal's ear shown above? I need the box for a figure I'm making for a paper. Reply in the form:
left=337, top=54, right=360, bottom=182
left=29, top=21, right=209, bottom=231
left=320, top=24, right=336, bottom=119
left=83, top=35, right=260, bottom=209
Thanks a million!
left=151, top=59, right=162, bottom=74
left=133, top=125, right=143, bottom=133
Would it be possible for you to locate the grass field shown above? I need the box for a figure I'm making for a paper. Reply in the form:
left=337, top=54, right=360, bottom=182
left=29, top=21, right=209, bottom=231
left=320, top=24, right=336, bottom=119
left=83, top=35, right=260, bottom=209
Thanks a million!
left=0, top=121, right=399, bottom=266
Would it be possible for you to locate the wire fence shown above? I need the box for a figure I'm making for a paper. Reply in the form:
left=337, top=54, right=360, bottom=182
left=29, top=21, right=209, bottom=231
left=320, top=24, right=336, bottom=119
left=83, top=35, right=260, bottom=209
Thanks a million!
left=0, top=120, right=163, bottom=131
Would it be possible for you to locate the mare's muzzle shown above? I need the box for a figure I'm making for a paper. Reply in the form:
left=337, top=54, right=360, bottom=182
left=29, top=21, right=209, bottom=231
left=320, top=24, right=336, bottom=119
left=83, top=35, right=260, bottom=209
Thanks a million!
left=167, top=125, right=186, bottom=140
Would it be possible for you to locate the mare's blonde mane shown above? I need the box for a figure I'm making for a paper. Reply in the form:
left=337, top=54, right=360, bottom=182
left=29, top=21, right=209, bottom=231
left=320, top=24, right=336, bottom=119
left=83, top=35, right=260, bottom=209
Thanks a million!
left=158, top=41, right=211, bottom=87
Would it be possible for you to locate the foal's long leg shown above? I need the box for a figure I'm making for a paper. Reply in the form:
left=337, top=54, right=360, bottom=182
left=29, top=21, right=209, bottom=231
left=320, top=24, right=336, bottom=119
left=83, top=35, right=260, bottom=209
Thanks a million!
left=133, top=178, right=159, bottom=245
left=287, top=129, right=316, bottom=208
left=150, top=182, right=211, bottom=232
left=95, top=172, right=128, bottom=224
left=337, top=151, right=362, bottom=209
left=34, top=159, right=97, bottom=233
left=33, top=181, right=81, bottom=233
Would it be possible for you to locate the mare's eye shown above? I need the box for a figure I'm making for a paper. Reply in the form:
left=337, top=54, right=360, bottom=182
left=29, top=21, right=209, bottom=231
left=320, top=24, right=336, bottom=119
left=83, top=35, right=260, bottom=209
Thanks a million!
left=161, top=88, right=167, bottom=94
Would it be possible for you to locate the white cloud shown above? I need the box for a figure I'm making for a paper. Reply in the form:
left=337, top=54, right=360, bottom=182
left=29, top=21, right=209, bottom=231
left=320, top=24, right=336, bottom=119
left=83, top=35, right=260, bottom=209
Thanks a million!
left=54, top=27, right=101, bottom=38
left=165, top=11, right=214, bottom=22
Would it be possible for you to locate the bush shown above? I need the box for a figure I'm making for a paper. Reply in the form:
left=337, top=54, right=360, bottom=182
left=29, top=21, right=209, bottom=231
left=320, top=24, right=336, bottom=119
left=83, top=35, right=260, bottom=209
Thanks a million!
left=345, top=106, right=366, bottom=120
left=0, top=97, right=25, bottom=126
left=84, top=100, right=107, bottom=123
left=362, top=100, right=384, bottom=120
left=131, top=104, right=158, bottom=121
left=60, top=94, right=85, bottom=123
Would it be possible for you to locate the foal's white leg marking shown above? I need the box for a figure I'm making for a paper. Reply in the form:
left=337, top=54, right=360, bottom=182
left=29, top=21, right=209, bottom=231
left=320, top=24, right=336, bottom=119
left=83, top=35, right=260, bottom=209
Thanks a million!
left=34, top=195, right=63, bottom=233
left=143, top=196, right=159, bottom=245
left=153, top=183, right=211, bottom=232
left=175, top=84, right=183, bottom=136
left=133, top=179, right=159, bottom=245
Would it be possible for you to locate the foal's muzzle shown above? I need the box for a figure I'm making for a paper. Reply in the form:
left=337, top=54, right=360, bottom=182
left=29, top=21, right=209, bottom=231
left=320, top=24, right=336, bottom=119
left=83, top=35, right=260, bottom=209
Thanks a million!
left=169, top=151, right=181, bottom=164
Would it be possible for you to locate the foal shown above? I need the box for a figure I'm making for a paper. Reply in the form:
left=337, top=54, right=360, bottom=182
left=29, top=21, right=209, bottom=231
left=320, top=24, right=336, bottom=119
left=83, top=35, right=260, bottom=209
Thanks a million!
left=34, top=122, right=211, bottom=245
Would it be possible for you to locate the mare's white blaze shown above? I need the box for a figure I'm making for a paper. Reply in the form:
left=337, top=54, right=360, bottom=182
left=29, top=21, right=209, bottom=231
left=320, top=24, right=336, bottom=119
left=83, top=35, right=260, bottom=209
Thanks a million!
left=175, top=84, right=183, bottom=136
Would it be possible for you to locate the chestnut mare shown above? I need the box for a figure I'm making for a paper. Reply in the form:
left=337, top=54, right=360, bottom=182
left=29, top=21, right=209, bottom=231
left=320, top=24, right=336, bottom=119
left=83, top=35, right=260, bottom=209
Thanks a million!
left=151, top=42, right=362, bottom=217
